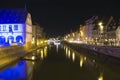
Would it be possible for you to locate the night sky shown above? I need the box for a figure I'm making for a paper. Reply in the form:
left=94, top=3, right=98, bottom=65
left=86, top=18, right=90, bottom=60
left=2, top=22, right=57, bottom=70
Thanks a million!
left=1, top=0, right=120, bottom=37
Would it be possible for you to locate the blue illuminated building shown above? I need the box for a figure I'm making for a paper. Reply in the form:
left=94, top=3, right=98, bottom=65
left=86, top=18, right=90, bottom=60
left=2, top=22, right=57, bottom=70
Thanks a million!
left=0, top=9, right=28, bottom=47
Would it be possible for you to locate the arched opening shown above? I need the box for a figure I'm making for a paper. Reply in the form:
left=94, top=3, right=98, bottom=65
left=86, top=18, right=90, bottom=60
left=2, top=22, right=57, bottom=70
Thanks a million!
left=16, top=36, right=24, bottom=45
left=0, top=36, right=5, bottom=45
left=7, top=36, right=14, bottom=45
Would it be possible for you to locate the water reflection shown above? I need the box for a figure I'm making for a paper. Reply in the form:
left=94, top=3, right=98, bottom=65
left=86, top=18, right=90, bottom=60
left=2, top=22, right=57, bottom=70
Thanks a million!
left=80, top=56, right=84, bottom=68
left=39, top=46, right=48, bottom=60
left=63, top=45, right=99, bottom=69
left=64, top=45, right=77, bottom=62
left=0, top=45, right=120, bottom=80
left=63, top=44, right=120, bottom=80
left=40, top=49, right=44, bottom=60
left=68, top=49, right=70, bottom=59
left=72, top=52, right=75, bottom=62
left=0, top=60, right=33, bottom=80
left=98, top=72, right=103, bottom=80
left=64, top=46, right=72, bottom=59
left=44, top=46, right=47, bottom=57
left=48, top=44, right=53, bottom=50
left=56, top=44, right=59, bottom=52
left=65, top=47, right=68, bottom=57
left=26, top=61, right=34, bottom=80
left=0, top=46, right=48, bottom=80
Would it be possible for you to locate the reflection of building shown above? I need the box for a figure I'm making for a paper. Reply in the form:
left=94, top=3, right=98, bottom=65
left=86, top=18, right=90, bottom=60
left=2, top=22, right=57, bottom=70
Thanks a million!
left=0, top=9, right=32, bottom=48
left=0, top=60, right=27, bottom=79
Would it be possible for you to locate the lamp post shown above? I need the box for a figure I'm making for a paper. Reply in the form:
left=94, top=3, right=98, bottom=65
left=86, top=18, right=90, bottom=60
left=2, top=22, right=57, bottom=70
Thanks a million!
left=98, top=22, right=103, bottom=45
left=98, top=22, right=103, bottom=33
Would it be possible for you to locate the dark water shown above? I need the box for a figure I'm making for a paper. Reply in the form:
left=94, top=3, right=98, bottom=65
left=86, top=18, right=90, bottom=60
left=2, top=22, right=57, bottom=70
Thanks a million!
left=0, top=44, right=120, bottom=80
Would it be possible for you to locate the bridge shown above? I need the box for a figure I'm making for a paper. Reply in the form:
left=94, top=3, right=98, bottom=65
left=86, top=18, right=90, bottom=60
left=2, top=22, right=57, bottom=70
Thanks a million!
left=47, top=38, right=61, bottom=45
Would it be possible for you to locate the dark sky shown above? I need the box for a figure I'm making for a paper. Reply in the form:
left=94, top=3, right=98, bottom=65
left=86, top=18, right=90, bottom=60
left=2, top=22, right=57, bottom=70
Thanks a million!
left=1, top=0, right=120, bottom=37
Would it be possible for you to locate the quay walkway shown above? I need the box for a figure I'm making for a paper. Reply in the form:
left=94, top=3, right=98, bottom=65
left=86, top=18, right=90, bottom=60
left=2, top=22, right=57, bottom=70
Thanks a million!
left=0, top=45, right=46, bottom=69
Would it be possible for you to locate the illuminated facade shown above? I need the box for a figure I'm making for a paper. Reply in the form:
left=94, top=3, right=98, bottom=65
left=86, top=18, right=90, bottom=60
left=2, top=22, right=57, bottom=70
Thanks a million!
left=25, top=13, right=33, bottom=49
left=85, top=16, right=98, bottom=43
left=32, top=24, right=44, bottom=46
left=0, top=24, right=25, bottom=46
left=79, top=25, right=86, bottom=42
left=0, top=9, right=32, bottom=48
left=116, top=26, right=120, bottom=45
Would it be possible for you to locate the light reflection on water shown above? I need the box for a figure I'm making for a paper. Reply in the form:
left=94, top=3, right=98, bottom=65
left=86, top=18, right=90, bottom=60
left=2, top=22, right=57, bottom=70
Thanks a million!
left=72, top=52, right=75, bottom=62
left=68, top=49, right=70, bottom=59
left=0, top=45, right=120, bottom=80
left=40, top=49, right=44, bottom=60
left=0, top=60, right=33, bottom=80
left=0, top=46, right=48, bottom=80
left=98, top=72, right=103, bottom=80
left=80, top=56, right=84, bottom=68
left=63, top=44, right=120, bottom=80
left=56, top=44, right=59, bottom=52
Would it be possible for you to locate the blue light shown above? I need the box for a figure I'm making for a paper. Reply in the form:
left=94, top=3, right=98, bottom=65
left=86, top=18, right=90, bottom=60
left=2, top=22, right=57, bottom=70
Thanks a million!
left=0, top=60, right=27, bottom=80
left=0, top=9, right=27, bottom=23
left=54, top=40, right=61, bottom=45
left=0, top=9, right=27, bottom=47
left=0, top=24, right=25, bottom=47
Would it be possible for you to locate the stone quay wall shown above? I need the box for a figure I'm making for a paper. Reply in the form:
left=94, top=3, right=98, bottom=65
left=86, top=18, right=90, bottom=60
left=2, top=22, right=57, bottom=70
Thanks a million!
left=63, top=42, right=120, bottom=59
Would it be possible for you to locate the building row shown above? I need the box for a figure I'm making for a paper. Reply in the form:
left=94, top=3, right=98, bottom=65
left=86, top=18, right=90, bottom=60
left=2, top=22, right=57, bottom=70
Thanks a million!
left=64, top=16, right=120, bottom=46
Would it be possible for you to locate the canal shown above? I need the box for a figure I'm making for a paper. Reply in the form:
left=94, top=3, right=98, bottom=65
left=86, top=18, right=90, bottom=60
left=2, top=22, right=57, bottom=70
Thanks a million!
left=0, top=44, right=120, bottom=80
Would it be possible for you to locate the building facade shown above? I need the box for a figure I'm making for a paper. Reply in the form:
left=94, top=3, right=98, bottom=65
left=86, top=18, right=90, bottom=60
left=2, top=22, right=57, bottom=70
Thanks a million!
left=0, top=9, right=33, bottom=49
left=33, top=24, right=45, bottom=46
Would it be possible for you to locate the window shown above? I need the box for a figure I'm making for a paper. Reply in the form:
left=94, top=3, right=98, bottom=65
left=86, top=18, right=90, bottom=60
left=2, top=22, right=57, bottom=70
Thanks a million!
left=9, top=25, right=12, bottom=27
left=3, top=25, right=6, bottom=31
left=113, top=26, right=116, bottom=29
left=14, top=25, right=18, bottom=30
left=9, top=25, right=13, bottom=33
left=0, top=25, right=1, bottom=31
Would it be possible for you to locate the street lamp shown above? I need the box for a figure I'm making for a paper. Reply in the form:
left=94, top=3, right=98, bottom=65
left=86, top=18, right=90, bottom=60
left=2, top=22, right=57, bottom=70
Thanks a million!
left=98, top=22, right=104, bottom=45
left=72, top=33, right=75, bottom=37
left=98, top=22, right=103, bottom=33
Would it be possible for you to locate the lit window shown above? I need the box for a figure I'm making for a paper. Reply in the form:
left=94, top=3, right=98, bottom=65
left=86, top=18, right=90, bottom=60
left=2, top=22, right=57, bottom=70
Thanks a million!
left=9, top=25, right=12, bottom=27
left=14, top=25, right=18, bottom=30
left=9, top=25, right=13, bottom=33
left=3, top=25, right=6, bottom=31
left=0, top=25, right=1, bottom=31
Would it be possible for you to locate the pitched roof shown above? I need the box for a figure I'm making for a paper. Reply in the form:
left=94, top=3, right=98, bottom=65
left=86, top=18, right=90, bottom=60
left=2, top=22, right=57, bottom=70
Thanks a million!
left=0, top=9, right=27, bottom=24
